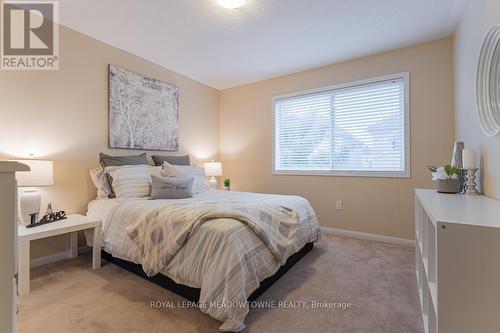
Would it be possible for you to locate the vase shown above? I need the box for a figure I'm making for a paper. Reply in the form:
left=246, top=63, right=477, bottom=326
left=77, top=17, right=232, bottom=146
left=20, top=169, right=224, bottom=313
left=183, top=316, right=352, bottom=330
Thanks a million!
left=435, top=179, right=459, bottom=194
left=224, top=186, right=230, bottom=191
left=451, top=142, right=464, bottom=168
left=450, top=142, right=466, bottom=193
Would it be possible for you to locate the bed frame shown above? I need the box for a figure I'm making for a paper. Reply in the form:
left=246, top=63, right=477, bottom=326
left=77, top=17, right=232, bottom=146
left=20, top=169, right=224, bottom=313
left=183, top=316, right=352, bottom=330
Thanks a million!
left=102, top=242, right=313, bottom=302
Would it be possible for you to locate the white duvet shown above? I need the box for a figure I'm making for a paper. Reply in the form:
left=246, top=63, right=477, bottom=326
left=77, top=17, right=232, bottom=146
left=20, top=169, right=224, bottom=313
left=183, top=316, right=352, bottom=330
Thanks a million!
left=86, top=190, right=320, bottom=331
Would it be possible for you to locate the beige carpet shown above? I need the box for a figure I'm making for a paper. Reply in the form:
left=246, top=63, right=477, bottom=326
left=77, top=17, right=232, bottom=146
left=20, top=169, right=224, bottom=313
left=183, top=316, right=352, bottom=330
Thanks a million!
left=18, top=234, right=423, bottom=333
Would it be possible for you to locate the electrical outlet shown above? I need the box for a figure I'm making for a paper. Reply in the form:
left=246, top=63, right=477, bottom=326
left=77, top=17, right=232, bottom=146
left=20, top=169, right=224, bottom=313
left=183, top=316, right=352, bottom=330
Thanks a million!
left=336, top=200, right=343, bottom=210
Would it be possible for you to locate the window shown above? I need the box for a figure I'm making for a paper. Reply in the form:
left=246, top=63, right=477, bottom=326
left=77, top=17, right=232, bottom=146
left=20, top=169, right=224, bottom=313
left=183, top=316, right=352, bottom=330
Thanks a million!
left=273, top=73, right=409, bottom=177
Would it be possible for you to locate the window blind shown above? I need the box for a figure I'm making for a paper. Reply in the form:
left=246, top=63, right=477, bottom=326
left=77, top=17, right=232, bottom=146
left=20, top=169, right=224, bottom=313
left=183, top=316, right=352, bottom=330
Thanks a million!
left=274, top=75, right=408, bottom=176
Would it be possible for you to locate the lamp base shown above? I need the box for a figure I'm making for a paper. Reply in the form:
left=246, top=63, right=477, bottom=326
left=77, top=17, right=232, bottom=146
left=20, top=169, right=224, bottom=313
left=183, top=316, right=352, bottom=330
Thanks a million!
left=19, top=189, right=41, bottom=224
left=208, top=177, right=218, bottom=190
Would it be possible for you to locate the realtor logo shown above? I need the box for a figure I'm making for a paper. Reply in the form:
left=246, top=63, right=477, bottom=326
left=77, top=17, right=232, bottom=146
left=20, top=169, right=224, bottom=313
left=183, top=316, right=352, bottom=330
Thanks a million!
left=1, top=1, right=59, bottom=70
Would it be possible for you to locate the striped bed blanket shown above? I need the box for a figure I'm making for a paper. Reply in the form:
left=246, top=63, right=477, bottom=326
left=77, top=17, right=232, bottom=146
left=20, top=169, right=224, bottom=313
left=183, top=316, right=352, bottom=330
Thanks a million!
left=87, top=190, right=320, bottom=332
left=127, top=202, right=301, bottom=276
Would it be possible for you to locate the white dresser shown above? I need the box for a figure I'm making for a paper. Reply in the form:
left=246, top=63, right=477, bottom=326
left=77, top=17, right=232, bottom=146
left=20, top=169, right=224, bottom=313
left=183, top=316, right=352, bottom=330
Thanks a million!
left=415, top=189, right=500, bottom=333
left=0, top=161, right=30, bottom=333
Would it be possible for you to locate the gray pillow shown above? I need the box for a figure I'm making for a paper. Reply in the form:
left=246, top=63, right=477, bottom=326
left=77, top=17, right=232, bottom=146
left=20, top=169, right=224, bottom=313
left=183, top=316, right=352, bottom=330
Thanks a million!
left=99, top=153, right=149, bottom=198
left=150, top=175, right=194, bottom=199
left=151, top=154, right=190, bottom=166
left=99, top=152, right=148, bottom=167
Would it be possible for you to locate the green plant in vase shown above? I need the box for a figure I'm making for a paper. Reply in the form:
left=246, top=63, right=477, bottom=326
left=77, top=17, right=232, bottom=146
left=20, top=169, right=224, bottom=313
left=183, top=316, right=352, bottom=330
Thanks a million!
left=427, top=164, right=461, bottom=194
left=223, top=178, right=231, bottom=191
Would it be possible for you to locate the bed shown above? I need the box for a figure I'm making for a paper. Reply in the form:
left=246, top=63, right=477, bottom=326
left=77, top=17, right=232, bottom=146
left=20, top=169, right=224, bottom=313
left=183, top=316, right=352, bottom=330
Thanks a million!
left=86, top=190, right=320, bottom=332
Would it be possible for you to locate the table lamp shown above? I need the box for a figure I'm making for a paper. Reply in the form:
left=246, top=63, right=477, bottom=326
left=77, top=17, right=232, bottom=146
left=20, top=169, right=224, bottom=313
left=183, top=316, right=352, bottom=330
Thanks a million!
left=13, top=159, right=54, bottom=224
left=204, top=161, right=222, bottom=190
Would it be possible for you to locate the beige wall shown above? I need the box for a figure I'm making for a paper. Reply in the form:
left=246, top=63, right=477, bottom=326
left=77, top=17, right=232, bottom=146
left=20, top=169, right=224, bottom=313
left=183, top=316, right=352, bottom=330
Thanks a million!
left=0, top=25, right=220, bottom=259
left=220, top=38, right=455, bottom=240
left=454, top=0, right=500, bottom=199
left=0, top=24, right=457, bottom=259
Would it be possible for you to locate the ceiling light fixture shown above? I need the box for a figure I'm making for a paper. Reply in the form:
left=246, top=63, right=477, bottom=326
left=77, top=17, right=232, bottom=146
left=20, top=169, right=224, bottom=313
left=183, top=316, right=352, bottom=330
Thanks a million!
left=215, top=0, right=246, bottom=9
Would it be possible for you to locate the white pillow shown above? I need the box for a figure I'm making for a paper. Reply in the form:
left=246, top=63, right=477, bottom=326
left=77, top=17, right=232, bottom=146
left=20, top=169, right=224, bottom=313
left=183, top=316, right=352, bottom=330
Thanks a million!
left=89, top=167, right=111, bottom=198
left=162, top=162, right=208, bottom=194
left=105, top=165, right=162, bottom=198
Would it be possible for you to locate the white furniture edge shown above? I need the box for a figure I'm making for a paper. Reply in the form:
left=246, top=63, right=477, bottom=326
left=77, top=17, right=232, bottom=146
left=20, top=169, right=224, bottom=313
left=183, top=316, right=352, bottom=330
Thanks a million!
left=17, top=214, right=101, bottom=295
left=0, top=161, right=29, bottom=333
left=320, top=226, right=414, bottom=246
left=0, top=161, right=30, bottom=173
left=415, top=188, right=500, bottom=333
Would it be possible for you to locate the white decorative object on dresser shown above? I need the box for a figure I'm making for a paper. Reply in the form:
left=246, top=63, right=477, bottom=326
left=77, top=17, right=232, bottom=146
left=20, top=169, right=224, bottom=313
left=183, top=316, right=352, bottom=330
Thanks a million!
left=17, top=214, right=102, bottom=296
left=415, top=189, right=500, bottom=333
left=0, top=161, right=30, bottom=333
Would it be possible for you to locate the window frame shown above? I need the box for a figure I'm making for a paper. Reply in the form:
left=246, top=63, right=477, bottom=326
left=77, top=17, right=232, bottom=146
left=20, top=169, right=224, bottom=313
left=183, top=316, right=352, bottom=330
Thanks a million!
left=272, top=72, right=411, bottom=178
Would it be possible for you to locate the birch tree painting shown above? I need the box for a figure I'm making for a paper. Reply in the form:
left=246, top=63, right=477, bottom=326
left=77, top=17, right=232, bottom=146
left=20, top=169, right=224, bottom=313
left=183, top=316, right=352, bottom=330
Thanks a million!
left=109, top=65, right=179, bottom=150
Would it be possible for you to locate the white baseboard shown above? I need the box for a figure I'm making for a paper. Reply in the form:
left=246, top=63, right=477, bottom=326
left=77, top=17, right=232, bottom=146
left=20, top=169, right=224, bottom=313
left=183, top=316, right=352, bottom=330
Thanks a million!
left=320, top=226, right=415, bottom=247
left=30, top=246, right=92, bottom=268
left=31, top=250, right=72, bottom=268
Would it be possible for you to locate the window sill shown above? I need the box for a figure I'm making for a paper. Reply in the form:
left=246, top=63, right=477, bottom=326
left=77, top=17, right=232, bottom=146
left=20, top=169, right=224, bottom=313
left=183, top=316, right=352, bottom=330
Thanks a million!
left=272, top=170, right=411, bottom=178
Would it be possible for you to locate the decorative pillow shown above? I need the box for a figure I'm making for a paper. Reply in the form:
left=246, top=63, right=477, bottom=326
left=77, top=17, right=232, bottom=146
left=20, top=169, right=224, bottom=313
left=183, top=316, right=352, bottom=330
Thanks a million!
left=150, top=175, right=194, bottom=199
left=99, top=152, right=149, bottom=198
left=162, top=162, right=208, bottom=194
left=99, top=152, right=148, bottom=167
left=151, top=154, right=190, bottom=166
left=89, top=167, right=111, bottom=198
left=105, top=165, right=161, bottom=199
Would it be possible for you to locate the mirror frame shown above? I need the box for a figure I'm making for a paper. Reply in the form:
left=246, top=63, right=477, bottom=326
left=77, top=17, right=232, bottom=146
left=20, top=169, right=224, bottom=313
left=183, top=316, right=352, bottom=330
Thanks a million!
left=477, top=25, right=500, bottom=137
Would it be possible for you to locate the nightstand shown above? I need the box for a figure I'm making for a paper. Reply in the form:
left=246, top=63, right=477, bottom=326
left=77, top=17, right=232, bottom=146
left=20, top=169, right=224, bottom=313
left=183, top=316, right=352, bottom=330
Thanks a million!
left=17, top=214, right=102, bottom=295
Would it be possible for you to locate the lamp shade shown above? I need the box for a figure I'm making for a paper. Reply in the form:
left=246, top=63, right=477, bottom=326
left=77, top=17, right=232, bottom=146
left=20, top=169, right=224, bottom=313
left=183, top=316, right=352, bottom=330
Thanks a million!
left=204, top=161, right=222, bottom=177
left=12, top=159, right=54, bottom=187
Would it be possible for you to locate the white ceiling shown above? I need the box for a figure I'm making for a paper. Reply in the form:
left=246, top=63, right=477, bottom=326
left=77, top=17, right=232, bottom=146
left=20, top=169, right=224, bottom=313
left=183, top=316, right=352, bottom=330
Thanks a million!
left=58, top=0, right=469, bottom=89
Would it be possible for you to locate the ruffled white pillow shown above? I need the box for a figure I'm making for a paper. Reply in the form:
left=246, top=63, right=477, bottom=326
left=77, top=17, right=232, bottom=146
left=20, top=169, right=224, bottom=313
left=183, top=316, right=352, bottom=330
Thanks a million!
left=89, top=167, right=111, bottom=198
left=162, top=162, right=208, bottom=194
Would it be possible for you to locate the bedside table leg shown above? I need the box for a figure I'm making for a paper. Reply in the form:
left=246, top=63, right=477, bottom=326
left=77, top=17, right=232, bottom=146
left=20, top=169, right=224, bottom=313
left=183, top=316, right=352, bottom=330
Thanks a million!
left=18, top=241, right=30, bottom=296
left=70, top=232, right=78, bottom=258
left=92, top=224, right=101, bottom=269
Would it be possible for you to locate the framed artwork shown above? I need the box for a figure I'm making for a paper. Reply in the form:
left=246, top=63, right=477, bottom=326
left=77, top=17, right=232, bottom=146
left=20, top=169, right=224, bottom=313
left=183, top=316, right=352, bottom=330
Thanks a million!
left=108, top=64, right=179, bottom=150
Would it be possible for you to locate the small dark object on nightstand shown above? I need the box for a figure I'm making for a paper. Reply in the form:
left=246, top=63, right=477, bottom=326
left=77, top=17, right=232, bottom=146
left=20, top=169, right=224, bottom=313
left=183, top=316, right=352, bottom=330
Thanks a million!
left=26, top=211, right=67, bottom=228
left=29, top=213, right=38, bottom=225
